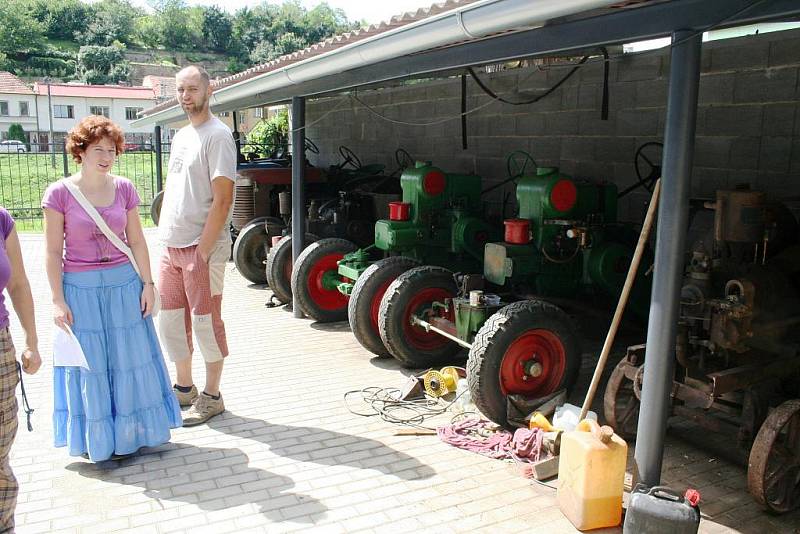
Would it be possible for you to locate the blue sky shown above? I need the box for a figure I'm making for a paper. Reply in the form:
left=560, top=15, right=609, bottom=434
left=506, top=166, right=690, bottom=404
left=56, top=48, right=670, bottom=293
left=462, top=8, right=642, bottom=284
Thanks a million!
left=126, top=0, right=430, bottom=24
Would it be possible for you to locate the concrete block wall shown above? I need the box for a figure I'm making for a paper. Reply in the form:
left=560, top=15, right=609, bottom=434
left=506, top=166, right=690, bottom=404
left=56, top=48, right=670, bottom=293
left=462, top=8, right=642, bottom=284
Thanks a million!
left=305, top=29, right=800, bottom=224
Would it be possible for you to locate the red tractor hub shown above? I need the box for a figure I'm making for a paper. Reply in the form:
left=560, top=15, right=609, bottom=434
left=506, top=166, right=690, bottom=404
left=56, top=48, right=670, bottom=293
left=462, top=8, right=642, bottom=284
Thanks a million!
left=306, top=253, right=348, bottom=311
left=499, top=329, right=566, bottom=397
left=402, top=287, right=454, bottom=351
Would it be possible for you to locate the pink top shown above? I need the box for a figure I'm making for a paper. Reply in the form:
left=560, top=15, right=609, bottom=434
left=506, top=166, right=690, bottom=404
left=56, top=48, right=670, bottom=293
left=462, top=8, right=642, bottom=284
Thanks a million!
left=0, top=208, right=15, bottom=328
left=42, top=177, right=140, bottom=272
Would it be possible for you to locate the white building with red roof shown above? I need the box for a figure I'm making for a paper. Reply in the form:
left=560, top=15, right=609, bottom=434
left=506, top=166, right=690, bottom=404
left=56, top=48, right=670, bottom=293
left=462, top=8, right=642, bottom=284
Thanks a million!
left=31, top=82, right=157, bottom=147
left=0, top=72, right=37, bottom=141
left=0, top=72, right=158, bottom=149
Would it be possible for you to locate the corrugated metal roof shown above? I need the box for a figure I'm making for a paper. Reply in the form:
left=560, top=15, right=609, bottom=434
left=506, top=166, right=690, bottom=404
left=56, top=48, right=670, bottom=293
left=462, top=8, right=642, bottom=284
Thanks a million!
left=142, top=0, right=661, bottom=118
left=32, top=83, right=156, bottom=100
left=0, top=72, right=34, bottom=95
left=143, top=0, right=483, bottom=116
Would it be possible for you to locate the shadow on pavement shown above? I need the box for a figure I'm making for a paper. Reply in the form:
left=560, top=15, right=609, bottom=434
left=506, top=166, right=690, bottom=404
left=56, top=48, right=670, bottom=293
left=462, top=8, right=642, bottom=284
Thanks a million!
left=309, top=321, right=351, bottom=333
left=207, top=412, right=436, bottom=481
left=67, top=444, right=326, bottom=522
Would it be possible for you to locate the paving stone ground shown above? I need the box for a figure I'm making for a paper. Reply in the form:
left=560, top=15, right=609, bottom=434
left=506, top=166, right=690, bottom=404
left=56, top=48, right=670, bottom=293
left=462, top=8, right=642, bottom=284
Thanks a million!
left=8, top=231, right=800, bottom=533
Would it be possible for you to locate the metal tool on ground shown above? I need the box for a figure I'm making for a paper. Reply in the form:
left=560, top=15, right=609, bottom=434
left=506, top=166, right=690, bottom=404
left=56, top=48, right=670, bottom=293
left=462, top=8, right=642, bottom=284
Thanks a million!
left=603, top=186, right=800, bottom=512
left=422, top=366, right=464, bottom=397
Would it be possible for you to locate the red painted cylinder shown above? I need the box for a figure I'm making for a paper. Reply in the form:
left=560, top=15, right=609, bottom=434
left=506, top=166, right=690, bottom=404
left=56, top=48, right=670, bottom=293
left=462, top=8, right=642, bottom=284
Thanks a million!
left=389, top=201, right=411, bottom=221
left=504, top=219, right=531, bottom=244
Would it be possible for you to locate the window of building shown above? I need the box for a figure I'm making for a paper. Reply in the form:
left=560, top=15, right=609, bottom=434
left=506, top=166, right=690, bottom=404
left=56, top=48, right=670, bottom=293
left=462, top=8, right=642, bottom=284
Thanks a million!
left=19, top=102, right=29, bottom=116
left=254, top=108, right=264, bottom=118
left=219, top=111, right=230, bottom=117
left=90, top=106, right=109, bottom=117
left=125, top=107, right=143, bottom=120
left=0, top=102, right=8, bottom=116
left=53, top=105, right=74, bottom=119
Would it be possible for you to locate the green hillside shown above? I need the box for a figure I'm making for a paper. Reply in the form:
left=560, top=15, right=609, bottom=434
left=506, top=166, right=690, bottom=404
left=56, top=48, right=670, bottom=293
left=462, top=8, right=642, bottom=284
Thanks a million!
left=0, top=0, right=363, bottom=83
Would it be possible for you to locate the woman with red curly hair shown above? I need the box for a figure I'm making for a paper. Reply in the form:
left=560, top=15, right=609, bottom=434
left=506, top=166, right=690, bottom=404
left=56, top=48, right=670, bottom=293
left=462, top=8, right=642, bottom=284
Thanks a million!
left=41, top=115, right=180, bottom=462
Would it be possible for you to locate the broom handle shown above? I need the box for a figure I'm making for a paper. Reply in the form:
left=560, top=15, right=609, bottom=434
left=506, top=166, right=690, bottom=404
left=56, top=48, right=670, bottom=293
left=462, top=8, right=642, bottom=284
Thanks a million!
left=579, top=179, right=662, bottom=421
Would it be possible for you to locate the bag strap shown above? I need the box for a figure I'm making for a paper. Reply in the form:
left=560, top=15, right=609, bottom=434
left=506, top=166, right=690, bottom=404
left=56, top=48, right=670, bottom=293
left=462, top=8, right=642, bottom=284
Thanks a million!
left=62, top=178, right=142, bottom=278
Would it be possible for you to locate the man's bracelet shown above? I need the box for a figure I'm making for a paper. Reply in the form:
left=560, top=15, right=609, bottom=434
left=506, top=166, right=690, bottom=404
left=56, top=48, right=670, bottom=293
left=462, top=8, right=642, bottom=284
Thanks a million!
left=143, top=281, right=156, bottom=286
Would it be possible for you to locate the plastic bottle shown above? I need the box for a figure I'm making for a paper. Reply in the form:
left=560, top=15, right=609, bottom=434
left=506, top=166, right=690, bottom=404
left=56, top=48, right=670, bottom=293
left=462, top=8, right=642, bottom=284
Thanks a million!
left=557, top=419, right=628, bottom=530
left=454, top=379, right=474, bottom=413
left=553, top=402, right=597, bottom=431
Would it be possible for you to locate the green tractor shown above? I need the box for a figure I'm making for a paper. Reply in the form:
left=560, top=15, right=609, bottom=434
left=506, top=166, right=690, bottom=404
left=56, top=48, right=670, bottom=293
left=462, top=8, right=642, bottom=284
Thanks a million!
left=376, top=166, right=652, bottom=427
left=290, top=161, right=500, bottom=356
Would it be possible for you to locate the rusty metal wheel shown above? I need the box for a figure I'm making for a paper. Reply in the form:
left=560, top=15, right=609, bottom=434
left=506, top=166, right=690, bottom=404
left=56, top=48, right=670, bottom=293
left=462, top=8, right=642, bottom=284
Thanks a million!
left=747, top=399, right=800, bottom=513
left=603, top=359, right=641, bottom=441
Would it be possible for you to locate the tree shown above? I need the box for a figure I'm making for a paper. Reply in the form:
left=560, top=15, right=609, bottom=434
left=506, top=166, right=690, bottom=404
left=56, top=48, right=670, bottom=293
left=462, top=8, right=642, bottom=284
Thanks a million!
left=134, top=15, right=162, bottom=48
left=249, top=40, right=276, bottom=65
left=29, top=0, right=94, bottom=41
left=245, top=109, right=289, bottom=157
left=76, top=43, right=130, bottom=84
left=0, top=5, right=44, bottom=59
left=7, top=124, right=27, bottom=149
left=304, top=3, right=360, bottom=44
left=75, top=0, right=140, bottom=46
left=202, top=6, right=233, bottom=52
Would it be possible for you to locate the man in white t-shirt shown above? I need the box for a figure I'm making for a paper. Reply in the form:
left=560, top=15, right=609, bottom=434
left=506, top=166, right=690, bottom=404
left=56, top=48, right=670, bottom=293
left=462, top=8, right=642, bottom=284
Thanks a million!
left=157, top=65, right=236, bottom=426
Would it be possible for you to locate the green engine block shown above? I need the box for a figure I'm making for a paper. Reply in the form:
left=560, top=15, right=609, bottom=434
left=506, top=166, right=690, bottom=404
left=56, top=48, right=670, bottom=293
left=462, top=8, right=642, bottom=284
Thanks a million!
left=483, top=167, right=650, bottom=314
left=338, top=161, right=500, bottom=292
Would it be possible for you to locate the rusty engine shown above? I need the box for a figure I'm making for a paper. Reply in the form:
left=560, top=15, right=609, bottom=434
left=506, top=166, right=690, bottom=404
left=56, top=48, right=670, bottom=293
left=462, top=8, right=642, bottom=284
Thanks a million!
left=604, top=186, right=800, bottom=512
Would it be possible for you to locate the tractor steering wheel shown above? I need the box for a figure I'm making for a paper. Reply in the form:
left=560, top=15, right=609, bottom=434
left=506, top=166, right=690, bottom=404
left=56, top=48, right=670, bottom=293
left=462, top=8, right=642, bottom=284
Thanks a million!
left=619, top=142, right=663, bottom=198
left=506, top=150, right=537, bottom=180
left=304, top=138, right=320, bottom=155
left=395, top=148, right=414, bottom=171
left=338, top=145, right=362, bottom=170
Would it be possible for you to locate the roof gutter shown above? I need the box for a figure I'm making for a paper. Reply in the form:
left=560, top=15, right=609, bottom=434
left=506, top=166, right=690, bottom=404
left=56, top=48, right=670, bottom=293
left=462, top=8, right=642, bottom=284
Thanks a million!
left=133, top=0, right=621, bottom=127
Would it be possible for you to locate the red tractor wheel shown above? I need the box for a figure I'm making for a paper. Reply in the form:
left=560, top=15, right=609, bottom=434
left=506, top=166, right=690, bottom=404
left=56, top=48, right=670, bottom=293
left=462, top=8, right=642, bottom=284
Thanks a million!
left=467, top=300, right=581, bottom=427
left=378, top=265, right=461, bottom=368
left=291, top=238, right=358, bottom=322
left=265, top=233, right=318, bottom=304
left=348, top=256, right=420, bottom=356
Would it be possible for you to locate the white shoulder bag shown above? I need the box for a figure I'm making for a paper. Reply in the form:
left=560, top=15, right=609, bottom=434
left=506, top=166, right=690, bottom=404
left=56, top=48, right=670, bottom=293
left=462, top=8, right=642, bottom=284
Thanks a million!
left=62, top=179, right=161, bottom=316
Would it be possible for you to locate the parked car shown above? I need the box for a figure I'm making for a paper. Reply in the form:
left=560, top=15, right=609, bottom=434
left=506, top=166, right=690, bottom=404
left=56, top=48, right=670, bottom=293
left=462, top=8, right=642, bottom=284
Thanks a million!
left=124, top=142, right=153, bottom=152
left=0, top=140, right=27, bottom=153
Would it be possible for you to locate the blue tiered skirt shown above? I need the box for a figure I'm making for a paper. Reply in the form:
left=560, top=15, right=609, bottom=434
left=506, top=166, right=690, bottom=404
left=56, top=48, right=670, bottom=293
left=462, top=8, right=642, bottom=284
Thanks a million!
left=53, top=262, right=182, bottom=462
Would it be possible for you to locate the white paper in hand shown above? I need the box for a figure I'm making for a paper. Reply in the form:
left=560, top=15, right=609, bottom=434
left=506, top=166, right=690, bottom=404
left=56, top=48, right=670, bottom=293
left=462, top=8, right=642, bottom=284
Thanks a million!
left=53, top=325, right=89, bottom=369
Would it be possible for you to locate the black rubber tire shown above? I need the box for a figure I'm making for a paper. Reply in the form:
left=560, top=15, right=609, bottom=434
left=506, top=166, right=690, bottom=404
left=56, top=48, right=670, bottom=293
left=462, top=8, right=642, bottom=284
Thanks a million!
left=265, top=233, right=318, bottom=304
left=291, top=238, right=358, bottom=322
left=378, top=265, right=461, bottom=368
left=233, top=220, right=270, bottom=284
left=349, top=256, right=420, bottom=357
left=467, top=299, right=581, bottom=428
left=151, top=190, right=164, bottom=225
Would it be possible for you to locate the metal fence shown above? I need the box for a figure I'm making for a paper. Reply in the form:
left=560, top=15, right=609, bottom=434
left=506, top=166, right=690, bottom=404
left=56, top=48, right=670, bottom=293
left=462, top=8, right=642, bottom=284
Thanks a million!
left=0, top=140, right=171, bottom=231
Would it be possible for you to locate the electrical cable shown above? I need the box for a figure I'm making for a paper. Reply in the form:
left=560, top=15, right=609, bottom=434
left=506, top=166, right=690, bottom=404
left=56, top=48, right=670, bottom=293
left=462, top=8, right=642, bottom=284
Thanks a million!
left=288, top=94, right=352, bottom=133
left=467, top=55, right=589, bottom=106
left=349, top=88, right=500, bottom=127
left=344, top=369, right=468, bottom=430
left=292, top=0, right=768, bottom=132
